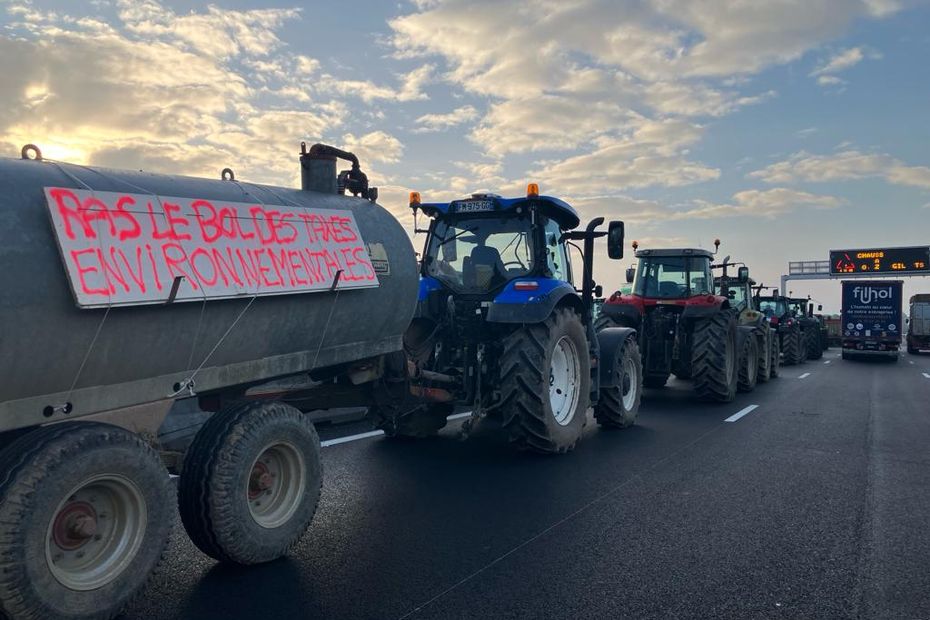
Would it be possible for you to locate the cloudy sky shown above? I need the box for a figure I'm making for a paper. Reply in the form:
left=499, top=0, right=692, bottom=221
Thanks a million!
left=2, top=0, right=929, bottom=311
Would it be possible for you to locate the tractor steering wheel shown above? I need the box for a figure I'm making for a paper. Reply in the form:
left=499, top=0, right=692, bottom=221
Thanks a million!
left=503, top=260, right=526, bottom=272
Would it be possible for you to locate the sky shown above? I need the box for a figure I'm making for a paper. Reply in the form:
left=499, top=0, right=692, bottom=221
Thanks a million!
left=2, top=0, right=929, bottom=312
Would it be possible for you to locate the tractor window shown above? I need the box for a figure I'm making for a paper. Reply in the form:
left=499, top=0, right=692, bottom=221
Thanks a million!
left=633, top=257, right=713, bottom=298
left=544, top=218, right=571, bottom=283
left=759, top=299, right=787, bottom=318
left=424, top=217, right=534, bottom=292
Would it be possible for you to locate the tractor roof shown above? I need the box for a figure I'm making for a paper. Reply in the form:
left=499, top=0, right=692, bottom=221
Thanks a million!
left=419, top=193, right=580, bottom=230
left=634, top=248, right=714, bottom=259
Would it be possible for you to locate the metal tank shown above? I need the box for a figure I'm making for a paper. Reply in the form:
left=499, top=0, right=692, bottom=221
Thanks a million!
left=0, top=144, right=418, bottom=432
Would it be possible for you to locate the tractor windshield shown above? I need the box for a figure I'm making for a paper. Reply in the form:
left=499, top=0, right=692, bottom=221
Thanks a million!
left=424, top=216, right=535, bottom=292
left=633, top=256, right=713, bottom=299
left=759, top=299, right=787, bottom=318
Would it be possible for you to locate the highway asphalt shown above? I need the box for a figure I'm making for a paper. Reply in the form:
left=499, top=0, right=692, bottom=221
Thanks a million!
left=127, top=350, right=930, bottom=620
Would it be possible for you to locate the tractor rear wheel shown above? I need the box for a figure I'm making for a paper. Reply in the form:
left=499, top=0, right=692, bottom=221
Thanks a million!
left=757, top=331, right=772, bottom=383
left=737, top=330, right=758, bottom=393
left=770, top=333, right=781, bottom=377
left=500, top=308, right=590, bottom=453
left=782, top=324, right=804, bottom=365
left=691, top=310, right=738, bottom=402
left=805, top=328, right=823, bottom=360
left=594, top=336, right=642, bottom=429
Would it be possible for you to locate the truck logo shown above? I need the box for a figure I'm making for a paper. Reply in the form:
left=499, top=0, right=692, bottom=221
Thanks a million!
left=852, top=286, right=893, bottom=305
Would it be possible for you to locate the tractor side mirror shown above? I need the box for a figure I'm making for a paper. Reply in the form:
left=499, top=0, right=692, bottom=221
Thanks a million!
left=818, top=304, right=823, bottom=312
left=594, top=284, right=603, bottom=297
left=625, top=267, right=635, bottom=283
left=607, top=221, right=624, bottom=260
left=737, top=266, right=749, bottom=283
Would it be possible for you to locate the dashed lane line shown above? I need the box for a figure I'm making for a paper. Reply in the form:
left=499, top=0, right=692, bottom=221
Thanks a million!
left=824, top=360, right=831, bottom=365
left=923, top=373, right=930, bottom=379
left=799, top=372, right=811, bottom=379
left=724, top=404, right=759, bottom=423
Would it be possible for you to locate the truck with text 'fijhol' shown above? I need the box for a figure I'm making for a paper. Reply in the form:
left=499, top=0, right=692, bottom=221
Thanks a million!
left=840, top=279, right=903, bottom=360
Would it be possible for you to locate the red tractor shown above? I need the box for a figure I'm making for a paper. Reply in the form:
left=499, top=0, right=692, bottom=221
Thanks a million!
left=596, top=242, right=738, bottom=402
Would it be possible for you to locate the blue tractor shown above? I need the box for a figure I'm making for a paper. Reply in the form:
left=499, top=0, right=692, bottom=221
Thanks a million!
left=372, top=186, right=643, bottom=453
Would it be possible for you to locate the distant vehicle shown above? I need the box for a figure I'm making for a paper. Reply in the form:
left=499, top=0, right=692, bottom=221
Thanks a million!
left=824, top=315, right=843, bottom=347
left=841, top=280, right=904, bottom=361
left=907, top=294, right=930, bottom=354
left=758, top=292, right=806, bottom=365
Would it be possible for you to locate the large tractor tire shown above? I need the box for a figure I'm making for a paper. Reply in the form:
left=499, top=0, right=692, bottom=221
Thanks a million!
left=781, top=324, right=804, bottom=365
left=178, top=401, right=322, bottom=565
left=594, top=335, right=643, bottom=429
left=805, top=328, right=823, bottom=360
left=0, top=423, right=173, bottom=620
left=756, top=330, right=772, bottom=383
left=736, top=329, right=759, bottom=393
left=500, top=307, right=590, bottom=453
left=643, top=373, right=670, bottom=388
left=770, top=334, right=781, bottom=378
left=691, top=310, right=738, bottom=402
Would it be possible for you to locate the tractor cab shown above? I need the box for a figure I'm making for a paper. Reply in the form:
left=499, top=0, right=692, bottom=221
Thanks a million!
left=626, top=248, right=716, bottom=301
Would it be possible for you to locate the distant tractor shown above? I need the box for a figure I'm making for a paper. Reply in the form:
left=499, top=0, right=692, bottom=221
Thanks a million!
left=758, top=291, right=807, bottom=366
left=597, top=242, right=738, bottom=402
left=788, top=297, right=825, bottom=360
left=371, top=186, right=644, bottom=453
left=907, top=294, right=930, bottom=354
left=714, top=263, right=779, bottom=391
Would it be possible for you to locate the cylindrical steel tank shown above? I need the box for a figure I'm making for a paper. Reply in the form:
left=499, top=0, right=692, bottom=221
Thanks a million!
left=0, top=154, right=418, bottom=431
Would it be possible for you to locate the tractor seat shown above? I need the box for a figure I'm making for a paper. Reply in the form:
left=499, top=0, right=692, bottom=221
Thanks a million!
left=464, top=245, right=505, bottom=289
left=658, top=281, right=683, bottom=297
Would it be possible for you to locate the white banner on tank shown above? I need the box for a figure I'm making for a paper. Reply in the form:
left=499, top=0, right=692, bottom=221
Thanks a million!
left=44, top=187, right=380, bottom=308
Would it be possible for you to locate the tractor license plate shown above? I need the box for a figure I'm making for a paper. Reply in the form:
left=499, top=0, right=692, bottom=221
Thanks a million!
left=453, top=200, right=494, bottom=213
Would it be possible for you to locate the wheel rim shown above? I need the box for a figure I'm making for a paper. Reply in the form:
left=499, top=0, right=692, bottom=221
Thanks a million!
left=46, top=474, right=147, bottom=591
left=549, top=335, right=581, bottom=426
left=621, top=353, right=637, bottom=411
left=247, top=442, right=306, bottom=529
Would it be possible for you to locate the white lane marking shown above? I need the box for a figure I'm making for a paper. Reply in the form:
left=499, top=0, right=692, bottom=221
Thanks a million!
left=799, top=372, right=811, bottom=379
left=725, top=404, right=759, bottom=423
left=823, top=360, right=831, bottom=365
left=923, top=373, right=930, bottom=379
left=320, top=411, right=473, bottom=448
left=321, top=430, right=384, bottom=447
left=909, top=361, right=915, bottom=365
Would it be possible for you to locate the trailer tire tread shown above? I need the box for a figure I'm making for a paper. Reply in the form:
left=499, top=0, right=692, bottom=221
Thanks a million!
left=691, top=310, right=738, bottom=402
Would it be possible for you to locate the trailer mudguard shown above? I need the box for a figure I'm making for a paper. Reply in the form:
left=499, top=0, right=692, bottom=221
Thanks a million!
left=485, top=280, right=581, bottom=324
left=597, top=326, right=637, bottom=388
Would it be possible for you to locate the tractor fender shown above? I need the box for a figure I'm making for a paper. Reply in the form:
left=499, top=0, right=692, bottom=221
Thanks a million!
left=680, top=298, right=729, bottom=321
left=486, top=281, right=582, bottom=324
left=598, top=300, right=642, bottom=329
left=597, top=326, right=638, bottom=388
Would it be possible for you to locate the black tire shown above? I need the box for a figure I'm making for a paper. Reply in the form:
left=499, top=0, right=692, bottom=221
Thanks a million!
left=0, top=423, right=172, bottom=620
left=842, top=350, right=851, bottom=361
left=769, top=331, right=780, bottom=378
left=691, top=310, right=738, bottom=402
left=737, top=330, right=758, bottom=393
left=178, top=401, right=322, bottom=565
left=643, top=373, right=670, bottom=388
left=907, top=345, right=918, bottom=354
left=594, top=314, right=619, bottom=331
left=805, top=328, right=823, bottom=360
left=500, top=307, right=590, bottom=453
left=782, top=325, right=803, bottom=365
left=594, top=336, right=643, bottom=429
left=757, top=331, right=772, bottom=383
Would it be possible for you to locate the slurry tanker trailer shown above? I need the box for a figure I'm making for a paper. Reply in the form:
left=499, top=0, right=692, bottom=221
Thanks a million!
left=0, top=143, right=420, bottom=620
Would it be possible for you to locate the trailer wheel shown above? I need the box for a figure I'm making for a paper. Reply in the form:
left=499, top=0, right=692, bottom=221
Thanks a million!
left=595, top=336, right=642, bottom=429
left=0, top=423, right=172, bottom=620
left=178, top=401, right=321, bottom=565
left=500, top=307, right=590, bottom=453
left=691, top=310, right=738, bottom=402
left=737, top=330, right=758, bottom=393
